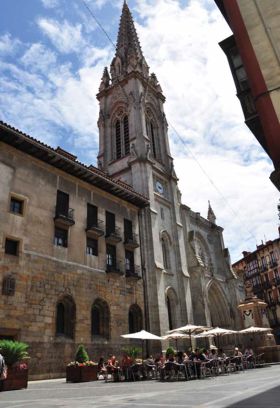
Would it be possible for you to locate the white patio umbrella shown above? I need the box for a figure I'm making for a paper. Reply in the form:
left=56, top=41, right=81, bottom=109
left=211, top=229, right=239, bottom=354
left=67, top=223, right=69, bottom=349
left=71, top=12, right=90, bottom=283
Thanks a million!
left=239, top=326, right=272, bottom=352
left=162, top=331, right=190, bottom=351
left=239, top=326, right=272, bottom=334
left=195, top=327, right=237, bottom=348
left=121, top=330, right=162, bottom=360
left=167, top=324, right=208, bottom=349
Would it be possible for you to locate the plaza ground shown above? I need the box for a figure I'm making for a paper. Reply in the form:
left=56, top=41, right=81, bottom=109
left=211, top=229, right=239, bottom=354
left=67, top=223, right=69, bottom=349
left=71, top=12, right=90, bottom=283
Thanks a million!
left=1, top=364, right=280, bottom=408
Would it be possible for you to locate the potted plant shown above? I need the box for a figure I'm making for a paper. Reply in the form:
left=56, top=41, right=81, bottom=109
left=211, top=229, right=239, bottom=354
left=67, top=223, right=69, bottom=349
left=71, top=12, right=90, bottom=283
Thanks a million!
left=66, top=345, right=98, bottom=383
left=0, top=340, right=29, bottom=391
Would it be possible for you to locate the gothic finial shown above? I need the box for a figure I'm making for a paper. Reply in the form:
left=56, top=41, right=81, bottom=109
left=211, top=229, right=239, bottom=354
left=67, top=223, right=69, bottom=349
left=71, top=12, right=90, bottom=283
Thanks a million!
left=110, top=1, right=149, bottom=82
left=99, top=67, right=110, bottom=91
left=207, top=200, right=216, bottom=224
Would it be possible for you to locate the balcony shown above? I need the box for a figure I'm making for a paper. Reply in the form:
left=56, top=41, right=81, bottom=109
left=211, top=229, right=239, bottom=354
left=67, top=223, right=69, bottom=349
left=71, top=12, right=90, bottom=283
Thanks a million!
left=105, top=226, right=122, bottom=244
left=54, top=207, right=75, bottom=227
left=125, top=265, right=141, bottom=280
left=270, top=260, right=278, bottom=269
left=86, top=219, right=104, bottom=238
left=124, top=233, right=139, bottom=250
left=106, top=260, right=123, bottom=276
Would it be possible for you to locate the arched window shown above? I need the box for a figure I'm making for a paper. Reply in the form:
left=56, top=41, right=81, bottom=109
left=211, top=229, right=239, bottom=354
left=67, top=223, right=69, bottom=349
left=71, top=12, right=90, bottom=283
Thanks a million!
left=114, top=114, right=130, bottom=159
left=56, top=296, right=76, bottom=339
left=165, top=287, right=178, bottom=332
left=146, top=109, right=159, bottom=160
left=128, top=304, right=143, bottom=333
left=115, top=120, right=121, bottom=159
left=91, top=298, right=110, bottom=339
left=167, top=296, right=173, bottom=331
left=161, top=236, right=170, bottom=270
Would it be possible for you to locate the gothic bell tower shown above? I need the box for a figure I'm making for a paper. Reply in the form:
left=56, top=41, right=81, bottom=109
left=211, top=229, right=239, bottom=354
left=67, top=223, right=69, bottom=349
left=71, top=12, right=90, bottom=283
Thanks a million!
left=97, top=1, right=174, bottom=196
left=97, top=1, right=192, bottom=336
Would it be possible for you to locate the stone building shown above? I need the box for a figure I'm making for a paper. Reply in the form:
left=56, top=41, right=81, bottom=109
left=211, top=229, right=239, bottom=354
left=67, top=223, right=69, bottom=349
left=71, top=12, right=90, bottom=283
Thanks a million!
left=214, top=0, right=280, bottom=191
left=233, top=232, right=280, bottom=343
left=0, top=2, right=242, bottom=378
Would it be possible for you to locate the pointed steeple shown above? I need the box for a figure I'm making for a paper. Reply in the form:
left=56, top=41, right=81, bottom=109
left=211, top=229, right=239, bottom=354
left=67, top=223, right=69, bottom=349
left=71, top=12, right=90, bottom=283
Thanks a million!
left=110, top=1, right=149, bottom=82
left=99, top=67, right=111, bottom=91
left=207, top=201, right=216, bottom=224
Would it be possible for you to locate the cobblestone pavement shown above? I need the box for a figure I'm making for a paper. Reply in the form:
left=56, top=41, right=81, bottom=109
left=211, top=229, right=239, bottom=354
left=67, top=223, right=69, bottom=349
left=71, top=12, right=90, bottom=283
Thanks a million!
left=1, top=365, right=280, bottom=408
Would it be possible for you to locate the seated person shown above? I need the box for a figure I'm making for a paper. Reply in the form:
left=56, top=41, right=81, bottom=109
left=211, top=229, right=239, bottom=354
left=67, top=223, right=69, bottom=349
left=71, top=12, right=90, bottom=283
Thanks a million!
left=218, top=348, right=227, bottom=359
left=106, top=354, right=120, bottom=380
left=143, top=355, right=155, bottom=378
left=244, top=347, right=254, bottom=357
left=120, top=352, right=133, bottom=380
left=97, top=357, right=107, bottom=378
left=208, top=348, right=218, bottom=360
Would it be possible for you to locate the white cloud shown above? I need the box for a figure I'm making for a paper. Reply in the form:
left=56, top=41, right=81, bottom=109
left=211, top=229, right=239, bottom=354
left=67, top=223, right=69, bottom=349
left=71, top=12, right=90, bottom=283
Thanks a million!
left=0, top=33, right=21, bottom=55
left=21, top=43, right=57, bottom=73
left=41, top=0, right=59, bottom=8
left=133, top=0, right=279, bottom=261
left=37, top=18, right=85, bottom=53
left=0, top=0, right=278, bottom=264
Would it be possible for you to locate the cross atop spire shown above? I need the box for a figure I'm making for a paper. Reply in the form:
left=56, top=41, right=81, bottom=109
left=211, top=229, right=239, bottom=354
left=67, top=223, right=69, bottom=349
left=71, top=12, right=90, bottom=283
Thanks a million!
left=110, top=1, right=149, bottom=82
left=207, top=201, right=216, bottom=224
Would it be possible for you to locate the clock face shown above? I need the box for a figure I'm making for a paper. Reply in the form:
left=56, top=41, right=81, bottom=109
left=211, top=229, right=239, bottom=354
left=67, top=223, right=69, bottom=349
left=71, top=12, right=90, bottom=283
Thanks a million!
left=156, top=181, right=164, bottom=194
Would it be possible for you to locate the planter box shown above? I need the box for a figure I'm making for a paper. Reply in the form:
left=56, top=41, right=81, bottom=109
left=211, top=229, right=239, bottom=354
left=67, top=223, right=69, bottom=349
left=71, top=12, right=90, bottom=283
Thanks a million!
left=2, top=366, right=28, bottom=391
left=66, top=365, right=98, bottom=382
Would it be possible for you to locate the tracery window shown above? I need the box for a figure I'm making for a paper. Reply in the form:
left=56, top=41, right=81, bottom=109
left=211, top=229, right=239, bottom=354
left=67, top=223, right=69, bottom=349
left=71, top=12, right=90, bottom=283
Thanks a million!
left=113, top=113, right=130, bottom=159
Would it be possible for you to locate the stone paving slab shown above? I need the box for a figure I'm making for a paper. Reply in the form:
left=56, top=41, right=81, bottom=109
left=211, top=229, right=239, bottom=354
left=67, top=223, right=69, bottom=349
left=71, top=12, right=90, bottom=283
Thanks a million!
left=1, top=365, right=280, bottom=408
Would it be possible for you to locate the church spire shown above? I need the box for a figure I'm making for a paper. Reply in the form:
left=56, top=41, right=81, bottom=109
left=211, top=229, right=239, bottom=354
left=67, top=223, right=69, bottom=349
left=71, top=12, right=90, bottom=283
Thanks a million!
left=207, top=201, right=216, bottom=224
left=110, top=1, right=149, bottom=82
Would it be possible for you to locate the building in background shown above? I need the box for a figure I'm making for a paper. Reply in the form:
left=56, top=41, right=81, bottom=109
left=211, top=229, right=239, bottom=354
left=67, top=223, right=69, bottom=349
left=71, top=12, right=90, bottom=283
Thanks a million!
left=233, top=231, right=280, bottom=343
left=0, top=2, right=242, bottom=378
left=214, top=0, right=280, bottom=191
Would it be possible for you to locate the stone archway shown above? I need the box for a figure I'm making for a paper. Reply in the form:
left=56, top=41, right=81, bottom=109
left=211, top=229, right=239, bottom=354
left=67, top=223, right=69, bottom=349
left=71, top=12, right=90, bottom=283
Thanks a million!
left=207, top=281, right=231, bottom=328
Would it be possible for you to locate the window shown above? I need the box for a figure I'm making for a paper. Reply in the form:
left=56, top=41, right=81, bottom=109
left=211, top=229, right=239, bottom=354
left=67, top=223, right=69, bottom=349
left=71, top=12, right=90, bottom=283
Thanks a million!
left=54, top=228, right=68, bottom=247
left=56, top=190, right=69, bottom=217
left=161, top=236, right=170, bottom=270
left=56, top=296, right=76, bottom=338
left=86, top=238, right=98, bottom=256
left=2, top=275, right=16, bottom=296
left=146, top=118, right=157, bottom=158
left=167, top=296, right=173, bottom=331
left=125, top=250, right=134, bottom=273
left=91, top=298, right=110, bottom=339
left=124, top=219, right=133, bottom=242
left=10, top=197, right=24, bottom=215
left=106, top=211, right=115, bottom=236
left=128, top=304, right=143, bottom=333
left=5, top=238, right=19, bottom=256
left=114, top=115, right=130, bottom=159
left=87, top=204, right=98, bottom=228
left=106, top=244, right=116, bottom=267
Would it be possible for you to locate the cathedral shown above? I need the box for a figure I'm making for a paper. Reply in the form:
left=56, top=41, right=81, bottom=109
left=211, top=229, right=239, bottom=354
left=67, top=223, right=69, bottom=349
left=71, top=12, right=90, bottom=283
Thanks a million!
left=0, top=2, right=243, bottom=379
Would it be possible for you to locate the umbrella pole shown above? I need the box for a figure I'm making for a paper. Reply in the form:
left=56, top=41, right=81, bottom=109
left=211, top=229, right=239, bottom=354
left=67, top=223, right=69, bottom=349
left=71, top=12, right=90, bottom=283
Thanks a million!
left=142, top=339, right=144, bottom=362
left=189, top=332, right=192, bottom=351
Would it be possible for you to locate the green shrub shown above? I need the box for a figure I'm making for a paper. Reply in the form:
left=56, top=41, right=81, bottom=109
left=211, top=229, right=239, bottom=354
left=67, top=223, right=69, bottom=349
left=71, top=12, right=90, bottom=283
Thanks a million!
left=75, top=344, right=89, bottom=363
left=122, top=346, right=142, bottom=359
left=166, top=346, right=175, bottom=357
left=0, top=340, right=29, bottom=366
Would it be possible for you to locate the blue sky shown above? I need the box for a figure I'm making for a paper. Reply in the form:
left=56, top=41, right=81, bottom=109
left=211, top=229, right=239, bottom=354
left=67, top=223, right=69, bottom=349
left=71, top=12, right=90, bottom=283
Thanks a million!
left=0, top=0, right=279, bottom=262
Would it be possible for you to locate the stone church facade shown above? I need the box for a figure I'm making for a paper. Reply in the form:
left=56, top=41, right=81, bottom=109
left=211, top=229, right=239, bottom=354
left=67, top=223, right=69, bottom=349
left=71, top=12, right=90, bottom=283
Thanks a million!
left=0, top=3, right=242, bottom=379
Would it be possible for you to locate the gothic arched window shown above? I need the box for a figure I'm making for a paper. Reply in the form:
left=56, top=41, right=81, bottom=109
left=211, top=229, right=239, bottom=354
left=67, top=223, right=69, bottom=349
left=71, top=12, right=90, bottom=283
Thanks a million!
left=114, top=114, right=130, bottom=160
left=128, top=304, right=143, bottom=333
left=56, top=295, right=76, bottom=339
left=91, top=298, right=110, bottom=339
left=167, top=296, right=173, bottom=331
left=161, top=236, right=170, bottom=270
left=146, top=109, right=160, bottom=160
